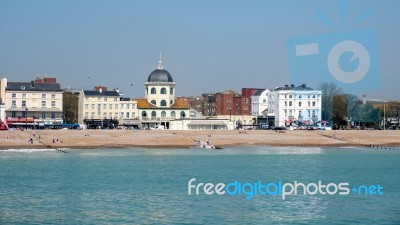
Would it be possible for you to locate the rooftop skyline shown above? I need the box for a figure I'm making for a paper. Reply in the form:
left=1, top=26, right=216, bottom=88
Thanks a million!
left=0, top=0, right=399, bottom=100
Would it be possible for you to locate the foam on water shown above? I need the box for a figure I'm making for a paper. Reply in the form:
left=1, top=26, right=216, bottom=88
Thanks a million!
left=0, top=149, right=56, bottom=153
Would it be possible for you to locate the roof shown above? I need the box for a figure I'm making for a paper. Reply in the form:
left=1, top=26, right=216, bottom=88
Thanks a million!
left=136, top=98, right=156, bottom=109
left=170, top=98, right=190, bottom=109
left=252, top=89, right=266, bottom=96
left=136, top=98, right=190, bottom=109
left=147, top=69, right=174, bottom=83
left=6, top=82, right=61, bottom=92
left=274, top=84, right=314, bottom=91
left=120, top=97, right=132, bottom=101
left=83, top=90, right=120, bottom=96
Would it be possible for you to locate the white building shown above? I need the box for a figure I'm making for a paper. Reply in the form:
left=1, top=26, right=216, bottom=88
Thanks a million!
left=137, top=57, right=190, bottom=129
left=1, top=77, right=63, bottom=128
left=272, top=84, right=322, bottom=127
left=251, top=89, right=270, bottom=116
left=78, top=87, right=138, bottom=128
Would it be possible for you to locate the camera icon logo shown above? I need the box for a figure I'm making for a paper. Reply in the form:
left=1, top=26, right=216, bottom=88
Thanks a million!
left=287, top=29, right=381, bottom=94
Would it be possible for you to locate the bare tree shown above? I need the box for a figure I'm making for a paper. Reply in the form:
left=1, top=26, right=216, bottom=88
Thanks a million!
left=318, top=82, right=343, bottom=121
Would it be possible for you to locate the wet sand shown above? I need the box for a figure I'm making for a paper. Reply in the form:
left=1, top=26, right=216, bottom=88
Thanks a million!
left=1, top=129, right=400, bottom=150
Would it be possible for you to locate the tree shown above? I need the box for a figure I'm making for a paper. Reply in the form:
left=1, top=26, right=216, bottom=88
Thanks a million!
left=318, top=82, right=343, bottom=121
left=332, top=94, right=347, bottom=128
left=63, top=92, right=79, bottom=124
left=386, top=101, right=400, bottom=129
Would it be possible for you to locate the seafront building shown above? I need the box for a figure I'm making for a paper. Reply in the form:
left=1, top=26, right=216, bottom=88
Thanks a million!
left=0, top=77, right=63, bottom=128
left=271, top=84, right=322, bottom=127
left=77, top=86, right=138, bottom=129
left=136, top=57, right=190, bottom=129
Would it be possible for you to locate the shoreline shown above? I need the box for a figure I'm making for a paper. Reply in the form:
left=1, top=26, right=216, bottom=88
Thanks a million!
left=1, top=129, right=400, bottom=150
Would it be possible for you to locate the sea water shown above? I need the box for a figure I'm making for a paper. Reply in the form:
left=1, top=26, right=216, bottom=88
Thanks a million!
left=0, top=147, right=399, bottom=225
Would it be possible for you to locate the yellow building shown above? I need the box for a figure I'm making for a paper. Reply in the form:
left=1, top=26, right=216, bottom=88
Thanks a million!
left=1, top=77, right=63, bottom=128
left=78, top=87, right=138, bottom=129
left=137, top=57, right=190, bottom=129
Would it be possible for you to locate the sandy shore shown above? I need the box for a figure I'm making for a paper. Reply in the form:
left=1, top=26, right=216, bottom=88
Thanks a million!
left=1, top=129, right=400, bottom=150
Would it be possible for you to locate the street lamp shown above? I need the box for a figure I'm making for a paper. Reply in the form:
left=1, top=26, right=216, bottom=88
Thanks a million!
left=384, top=101, right=386, bottom=130
left=25, top=107, right=28, bottom=130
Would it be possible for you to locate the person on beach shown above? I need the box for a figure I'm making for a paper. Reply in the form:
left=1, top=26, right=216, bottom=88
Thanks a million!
left=28, top=138, right=33, bottom=144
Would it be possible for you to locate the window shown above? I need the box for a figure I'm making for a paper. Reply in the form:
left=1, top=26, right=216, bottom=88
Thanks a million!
left=161, top=111, right=166, bottom=119
left=51, top=101, right=55, bottom=107
left=289, top=95, right=292, bottom=98
left=312, top=101, right=316, bottom=107
left=263, top=99, right=266, bottom=103
left=151, top=111, right=156, bottom=120
left=22, top=100, right=26, bottom=107
left=160, top=100, right=166, bottom=106
left=97, top=111, right=101, bottom=116
left=91, top=112, right=95, bottom=118
left=289, top=110, right=293, bottom=116
left=127, top=104, right=130, bottom=109
left=109, top=112, right=112, bottom=118
left=244, top=98, right=248, bottom=103
left=126, top=112, right=130, bottom=118
left=42, top=94, right=46, bottom=99
left=299, top=102, right=302, bottom=107
left=312, top=110, right=316, bottom=117
left=308, top=101, right=310, bottom=107
left=121, top=104, right=124, bottom=109
left=121, top=112, right=124, bottom=118
left=85, top=112, right=88, bottom=118
left=180, top=111, right=186, bottom=119
left=103, top=104, right=107, bottom=110
left=170, top=100, right=173, bottom=105
left=313, top=95, right=316, bottom=98
left=12, top=100, right=16, bottom=107
left=171, top=111, right=176, bottom=119
left=103, top=112, right=107, bottom=118
left=92, top=104, right=95, bottom=110
left=142, top=111, right=147, bottom=118
left=299, top=95, right=302, bottom=99
left=284, top=110, right=287, bottom=117
left=308, top=110, right=311, bottom=117
left=41, top=101, right=46, bottom=107
left=299, top=110, right=302, bottom=117
left=151, top=88, right=156, bottom=94
left=115, top=104, right=118, bottom=109
left=104, top=97, right=108, bottom=101
left=85, top=104, right=88, bottom=110
left=244, top=106, right=248, bottom=110
left=51, top=112, right=56, bottom=119
left=170, top=88, right=174, bottom=95
left=285, top=95, right=287, bottom=98
left=12, top=93, right=16, bottom=98
left=114, top=98, right=118, bottom=101
left=42, top=112, right=46, bottom=119
left=22, top=93, right=26, bottom=98
left=51, top=94, right=55, bottom=99
left=97, top=104, right=101, bottom=112
left=109, top=104, right=112, bottom=109
left=289, top=101, right=292, bottom=106
left=132, top=112, right=136, bottom=118
left=161, top=88, right=167, bottom=94
left=151, top=100, right=156, bottom=105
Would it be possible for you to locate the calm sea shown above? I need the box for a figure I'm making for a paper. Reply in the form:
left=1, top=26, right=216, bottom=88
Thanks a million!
left=0, top=147, right=399, bottom=225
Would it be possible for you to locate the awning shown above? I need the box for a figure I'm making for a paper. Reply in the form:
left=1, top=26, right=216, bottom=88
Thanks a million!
left=188, top=120, right=228, bottom=125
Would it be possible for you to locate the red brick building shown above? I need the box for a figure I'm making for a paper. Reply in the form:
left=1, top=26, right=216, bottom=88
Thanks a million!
left=214, top=88, right=263, bottom=116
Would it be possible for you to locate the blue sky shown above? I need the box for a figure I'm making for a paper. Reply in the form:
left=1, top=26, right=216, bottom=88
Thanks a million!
left=0, top=0, right=399, bottom=100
